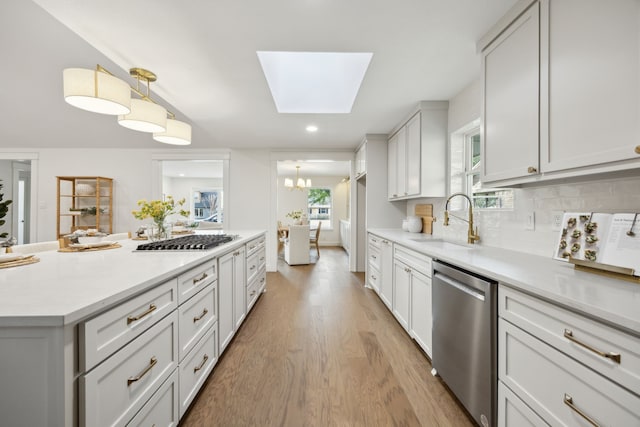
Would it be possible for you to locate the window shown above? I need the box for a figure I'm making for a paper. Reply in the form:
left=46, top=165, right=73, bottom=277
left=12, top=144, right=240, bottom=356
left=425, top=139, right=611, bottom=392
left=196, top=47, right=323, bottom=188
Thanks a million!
left=450, top=122, right=513, bottom=211
left=307, top=187, right=332, bottom=229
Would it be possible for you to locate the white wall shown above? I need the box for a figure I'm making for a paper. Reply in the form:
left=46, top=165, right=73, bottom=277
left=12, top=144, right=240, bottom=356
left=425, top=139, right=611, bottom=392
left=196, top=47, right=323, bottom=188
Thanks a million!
left=408, top=79, right=640, bottom=258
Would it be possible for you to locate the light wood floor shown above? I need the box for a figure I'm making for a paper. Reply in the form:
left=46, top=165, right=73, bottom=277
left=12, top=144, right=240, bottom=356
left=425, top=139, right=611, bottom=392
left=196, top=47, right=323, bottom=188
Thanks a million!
left=181, top=247, right=474, bottom=426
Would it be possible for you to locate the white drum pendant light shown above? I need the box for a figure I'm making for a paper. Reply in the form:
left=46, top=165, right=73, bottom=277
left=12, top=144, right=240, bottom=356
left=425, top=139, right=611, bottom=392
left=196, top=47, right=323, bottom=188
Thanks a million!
left=153, top=118, right=192, bottom=145
left=63, top=68, right=131, bottom=115
left=118, top=99, right=167, bottom=132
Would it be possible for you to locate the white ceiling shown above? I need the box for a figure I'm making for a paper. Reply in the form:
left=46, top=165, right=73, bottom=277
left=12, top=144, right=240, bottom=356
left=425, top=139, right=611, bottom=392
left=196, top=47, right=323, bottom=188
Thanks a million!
left=32, top=0, right=518, bottom=151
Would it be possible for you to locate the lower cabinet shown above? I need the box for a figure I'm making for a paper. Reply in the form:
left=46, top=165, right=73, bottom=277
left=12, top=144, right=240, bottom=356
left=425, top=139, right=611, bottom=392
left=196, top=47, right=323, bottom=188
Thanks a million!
left=218, top=246, right=247, bottom=354
left=80, top=311, right=179, bottom=427
left=391, top=243, right=433, bottom=356
left=392, top=259, right=411, bottom=331
left=127, top=370, right=180, bottom=427
left=498, top=285, right=640, bottom=426
left=178, top=325, right=218, bottom=417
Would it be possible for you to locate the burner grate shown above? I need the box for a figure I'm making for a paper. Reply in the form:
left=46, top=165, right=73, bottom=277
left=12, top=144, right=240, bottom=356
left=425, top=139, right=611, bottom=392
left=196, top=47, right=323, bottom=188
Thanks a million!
left=135, top=234, right=234, bottom=251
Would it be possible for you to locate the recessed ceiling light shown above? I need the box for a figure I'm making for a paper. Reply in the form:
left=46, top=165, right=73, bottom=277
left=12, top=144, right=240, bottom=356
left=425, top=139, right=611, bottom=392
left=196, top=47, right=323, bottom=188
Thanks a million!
left=306, top=125, right=318, bottom=133
left=257, top=51, right=373, bottom=113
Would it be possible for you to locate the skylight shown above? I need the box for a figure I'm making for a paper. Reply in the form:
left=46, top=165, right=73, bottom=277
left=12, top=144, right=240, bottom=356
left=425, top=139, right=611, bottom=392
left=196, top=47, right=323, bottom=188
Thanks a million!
left=256, top=51, right=373, bottom=114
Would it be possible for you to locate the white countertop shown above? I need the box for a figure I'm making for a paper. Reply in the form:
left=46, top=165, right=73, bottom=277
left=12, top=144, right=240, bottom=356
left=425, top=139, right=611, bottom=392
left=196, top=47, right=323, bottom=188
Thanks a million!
left=0, top=230, right=265, bottom=327
left=369, top=229, right=640, bottom=336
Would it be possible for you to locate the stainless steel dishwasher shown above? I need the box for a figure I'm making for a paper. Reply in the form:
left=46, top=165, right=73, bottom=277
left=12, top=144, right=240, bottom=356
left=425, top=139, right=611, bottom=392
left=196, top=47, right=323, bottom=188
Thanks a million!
left=431, top=260, right=497, bottom=427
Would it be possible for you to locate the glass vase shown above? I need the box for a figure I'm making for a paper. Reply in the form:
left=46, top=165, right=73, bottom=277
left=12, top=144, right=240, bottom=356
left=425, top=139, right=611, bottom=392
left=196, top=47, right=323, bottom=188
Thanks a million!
left=148, top=221, right=171, bottom=242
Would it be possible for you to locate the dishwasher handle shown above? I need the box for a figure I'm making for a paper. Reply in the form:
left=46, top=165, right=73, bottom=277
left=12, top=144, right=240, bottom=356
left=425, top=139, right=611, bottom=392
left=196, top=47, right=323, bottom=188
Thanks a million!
left=434, top=271, right=485, bottom=301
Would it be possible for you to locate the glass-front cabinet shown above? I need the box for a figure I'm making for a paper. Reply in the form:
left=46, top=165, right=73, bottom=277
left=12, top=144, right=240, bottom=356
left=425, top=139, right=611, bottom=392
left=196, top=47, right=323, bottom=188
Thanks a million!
left=56, top=176, right=113, bottom=238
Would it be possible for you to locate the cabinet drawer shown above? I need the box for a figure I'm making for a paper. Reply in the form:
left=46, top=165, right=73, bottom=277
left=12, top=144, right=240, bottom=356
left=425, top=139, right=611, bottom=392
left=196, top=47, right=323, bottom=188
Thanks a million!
left=81, top=311, right=178, bottom=427
left=80, top=279, right=178, bottom=371
left=368, top=264, right=381, bottom=291
left=368, top=243, right=381, bottom=271
left=246, top=235, right=265, bottom=256
left=126, top=369, right=179, bottom=427
left=257, top=247, right=266, bottom=272
left=179, top=324, right=217, bottom=417
left=178, top=283, right=216, bottom=361
left=247, top=270, right=265, bottom=312
left=394, top=244, right=432, bottom=276
left=246, top=250, right=260, bottom=284
left=500, top=285, right=640, bottom=394
left=177, top=260, right=217, bottom=304
left=498, top=381, right=547, bottom=427
left=368, top=234, right=383, bottom=249
left=499, top=318, right=640, bottom=426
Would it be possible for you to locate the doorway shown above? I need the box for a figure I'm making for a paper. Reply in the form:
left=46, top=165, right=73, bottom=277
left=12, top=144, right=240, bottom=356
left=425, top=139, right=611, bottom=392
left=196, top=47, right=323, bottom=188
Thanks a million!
left=276, top=159, right=351, bottom=271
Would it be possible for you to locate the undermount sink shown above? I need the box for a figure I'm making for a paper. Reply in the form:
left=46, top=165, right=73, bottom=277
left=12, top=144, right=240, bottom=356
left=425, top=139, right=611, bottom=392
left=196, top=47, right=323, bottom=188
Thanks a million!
left=407, top=237, right=474, bottom=250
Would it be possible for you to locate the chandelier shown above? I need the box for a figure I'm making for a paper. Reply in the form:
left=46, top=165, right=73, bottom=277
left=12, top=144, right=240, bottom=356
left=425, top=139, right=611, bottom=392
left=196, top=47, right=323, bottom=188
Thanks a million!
left=63, top=65, right=191, bottom=145
left=284, top=166, right=312, bottom=191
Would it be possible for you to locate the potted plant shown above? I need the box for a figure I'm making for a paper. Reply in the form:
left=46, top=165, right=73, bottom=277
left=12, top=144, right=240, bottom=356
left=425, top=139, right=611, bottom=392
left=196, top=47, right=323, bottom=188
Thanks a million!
left=132, top=196, right=189, bottom=240
left=286, top=210, right=303, bottom=225
left=0, top=179, right=12, bottom=239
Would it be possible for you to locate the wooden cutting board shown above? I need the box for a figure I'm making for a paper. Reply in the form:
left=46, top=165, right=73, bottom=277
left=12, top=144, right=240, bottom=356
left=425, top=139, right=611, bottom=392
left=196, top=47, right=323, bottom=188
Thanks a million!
left=415, top=204, right=435, bottom=234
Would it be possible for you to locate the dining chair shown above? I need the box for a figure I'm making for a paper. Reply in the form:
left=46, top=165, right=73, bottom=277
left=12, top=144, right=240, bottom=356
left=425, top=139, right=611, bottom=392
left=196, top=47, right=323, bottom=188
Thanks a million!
left=284, top=225, right=310, bottom=265
left=309, top=222, right=322, bottom=257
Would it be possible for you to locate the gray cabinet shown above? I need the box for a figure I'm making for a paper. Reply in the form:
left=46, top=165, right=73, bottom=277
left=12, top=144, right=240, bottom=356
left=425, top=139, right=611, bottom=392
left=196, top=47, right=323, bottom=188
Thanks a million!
left=387, top=102, right=447, bottom=200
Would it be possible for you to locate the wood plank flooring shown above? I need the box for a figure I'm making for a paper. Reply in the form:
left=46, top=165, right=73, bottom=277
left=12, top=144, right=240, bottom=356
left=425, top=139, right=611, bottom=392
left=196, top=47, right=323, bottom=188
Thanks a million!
left=181, top=247, right=475, bottom=427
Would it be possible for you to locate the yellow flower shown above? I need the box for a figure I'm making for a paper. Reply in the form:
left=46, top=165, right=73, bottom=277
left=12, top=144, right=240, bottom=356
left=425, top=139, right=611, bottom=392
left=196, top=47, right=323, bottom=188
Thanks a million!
left=132, top=196, right=189, bottom=224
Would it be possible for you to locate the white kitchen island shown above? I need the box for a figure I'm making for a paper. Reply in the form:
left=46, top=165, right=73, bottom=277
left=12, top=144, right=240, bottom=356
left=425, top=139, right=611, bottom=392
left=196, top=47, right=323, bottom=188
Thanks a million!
left=0, top=230, right=266, bottom=427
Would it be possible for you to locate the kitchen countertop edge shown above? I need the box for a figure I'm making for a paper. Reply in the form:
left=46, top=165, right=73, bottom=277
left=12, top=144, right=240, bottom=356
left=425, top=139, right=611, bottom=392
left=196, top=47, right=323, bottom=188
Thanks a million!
left=369, top=228, right=640, bottom=336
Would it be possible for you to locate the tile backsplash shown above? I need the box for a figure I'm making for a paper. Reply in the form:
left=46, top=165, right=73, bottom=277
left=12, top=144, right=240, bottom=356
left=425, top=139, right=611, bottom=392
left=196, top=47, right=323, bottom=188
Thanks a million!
left=408, top=175, right=640, bottom=258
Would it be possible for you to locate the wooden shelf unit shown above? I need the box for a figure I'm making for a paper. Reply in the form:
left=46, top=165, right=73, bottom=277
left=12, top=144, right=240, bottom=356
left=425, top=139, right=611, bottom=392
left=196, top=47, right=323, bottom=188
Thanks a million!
left=56, top=176, right=113, bottom=238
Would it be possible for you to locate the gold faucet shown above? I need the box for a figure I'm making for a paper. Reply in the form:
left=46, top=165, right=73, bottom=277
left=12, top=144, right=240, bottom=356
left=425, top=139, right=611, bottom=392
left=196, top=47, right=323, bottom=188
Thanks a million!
left=443, top=193, right=480, bottom=244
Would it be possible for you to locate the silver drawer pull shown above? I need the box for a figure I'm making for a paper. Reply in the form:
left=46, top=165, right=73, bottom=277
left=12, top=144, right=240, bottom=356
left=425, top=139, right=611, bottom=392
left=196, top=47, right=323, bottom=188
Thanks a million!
left=260, top=277, right=265, bottom=283
left=127, top=357, right=157, bottom=386
left=250, top=265, right=256, bottom=270
left=371, top=274, right=377, bottom=280
left=193, top=272, right=208, bottom=285
left=249, top=244, right=256, bottom=250
left=260, top=256, right=265, bottom=261
left=405, top=267, right=411, bottom=273
left=371, top=255, right=377, bottom=260
left=233, top=251, right=240, bottom=256
left=563, top=329, right=621, bottom=363
left=127, top=304, right=157, bottom=324
left=563, top=393, right=600, bottom=427
left=193, top=308, right=208, bottom=323
left=194, top=354, right=209, bottom=373
left=250, top=290, right=256, bottom=297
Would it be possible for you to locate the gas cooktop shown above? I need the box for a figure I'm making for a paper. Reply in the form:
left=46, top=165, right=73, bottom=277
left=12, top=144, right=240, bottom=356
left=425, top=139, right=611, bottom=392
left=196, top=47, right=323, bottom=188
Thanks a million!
left=135, top=234, right=235, bottom=251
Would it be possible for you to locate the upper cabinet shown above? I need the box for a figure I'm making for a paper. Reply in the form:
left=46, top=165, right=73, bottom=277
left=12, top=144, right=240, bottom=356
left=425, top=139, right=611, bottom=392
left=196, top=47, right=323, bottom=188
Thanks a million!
left=480, top=0, right=640, bottom=186
left=387, top=101, right=448, bottom=201
left=481, top=2, right=540, bottom=183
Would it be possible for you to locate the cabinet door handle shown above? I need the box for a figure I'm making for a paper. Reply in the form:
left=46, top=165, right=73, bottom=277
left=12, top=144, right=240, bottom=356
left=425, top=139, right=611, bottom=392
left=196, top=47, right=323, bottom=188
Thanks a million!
left=563, top=329, right=620, bottom=363
left=193, top=308, right=208, bottom=323
left=250, top=265, right=256, bottom=271
left=127, top=304, right=157, bottom=324
left=371, top=274, right=377, bottom=280
left=527, top=166, right=538, bottom=173
left=127, top=357, right=157, bottom=386
left=194, top=354, right=209, bottom=373
left=260, top=277, right=265, bottom=283
left=563, top=393, right=600, bottom=427
left=405, top=267, right=411, bottom=273
left=193, top=272, right=208, bottom=285
left=382, top=240, right=389, bottom=244
left=260, top=256, right=265, bottom=262
left=250, top=290, right=257, bottom=297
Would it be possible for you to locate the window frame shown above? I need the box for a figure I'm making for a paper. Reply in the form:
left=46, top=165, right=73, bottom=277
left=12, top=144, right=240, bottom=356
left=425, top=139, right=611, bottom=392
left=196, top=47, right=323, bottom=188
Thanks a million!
left=449, top=121, right=513, bottom=212
left=307, top=187, right=333, bottom=230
